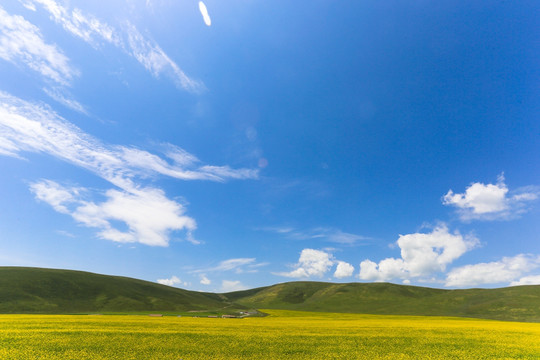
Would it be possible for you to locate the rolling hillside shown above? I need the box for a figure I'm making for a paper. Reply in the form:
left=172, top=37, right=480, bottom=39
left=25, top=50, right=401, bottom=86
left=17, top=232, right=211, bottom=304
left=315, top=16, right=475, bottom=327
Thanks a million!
left=1, top=267, right=539, bottom=322
left=224, top=281, right=540, bottom=322
left=0, top=267, right=236, bottom=314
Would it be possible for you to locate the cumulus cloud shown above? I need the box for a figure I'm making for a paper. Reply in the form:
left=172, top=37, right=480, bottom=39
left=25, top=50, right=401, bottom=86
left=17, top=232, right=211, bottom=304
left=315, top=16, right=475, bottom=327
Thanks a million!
left=445, top=254, right=540, bottom=287
left=277, top=249, right=334, bottom=278
left=21, top=0, right=203, bottom=92
left=510, top=275, right=540, bottom=286
left=157, top=275, right=183, bottom=287
left=198, top=1, right=212, bottom=26
left=200, top=275, right=211, bottom=285
left=220, top=280, right=247, bottom=292
left=0, top=6, right=77, bottom=85
left=443, top=174, right=539, bottom=221
left=30, top=180, right=197, bottom=246
left=359, top=225, right=478, bottom=282
left=334, top=261, right=354, bottom=279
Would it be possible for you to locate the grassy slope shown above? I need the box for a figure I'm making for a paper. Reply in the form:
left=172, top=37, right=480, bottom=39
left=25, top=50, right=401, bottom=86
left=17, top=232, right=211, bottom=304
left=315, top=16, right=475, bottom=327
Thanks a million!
left=0, top=267, right=235, bottom=314
left=225, top=281, right=540, bottom=322
left=2, top=268, right=539, bottom=321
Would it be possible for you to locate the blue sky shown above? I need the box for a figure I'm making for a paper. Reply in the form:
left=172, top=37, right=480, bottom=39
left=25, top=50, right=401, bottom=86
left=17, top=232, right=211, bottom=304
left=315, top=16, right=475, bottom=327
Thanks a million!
left=1, top=0, right=539, bottom=292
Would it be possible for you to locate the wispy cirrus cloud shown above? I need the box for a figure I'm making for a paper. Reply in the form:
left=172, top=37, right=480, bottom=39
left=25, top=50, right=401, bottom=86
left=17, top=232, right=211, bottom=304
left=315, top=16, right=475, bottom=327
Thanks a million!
left=43, top=87, right=87, bottom=114
left=21, top=0, right=204, bottom=92
left=123, top=22, right=203, bottom=92
left=0, top=6, right=89, bottom=113
left=0, top=91, right=258, bottom=187
left=192, top=258, right=267, bottom=274
left=443, top=174, right=539, bottom=221
left=0, top=6, right=78, bottom=85
left=263, top=226, right=368, bottom=245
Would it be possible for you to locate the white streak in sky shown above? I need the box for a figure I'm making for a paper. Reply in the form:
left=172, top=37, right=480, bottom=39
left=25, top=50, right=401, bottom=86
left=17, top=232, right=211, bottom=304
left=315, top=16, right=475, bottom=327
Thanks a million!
left=43, top=87, right=87, bottom=114
left=198, top=1, right=212, bottom=26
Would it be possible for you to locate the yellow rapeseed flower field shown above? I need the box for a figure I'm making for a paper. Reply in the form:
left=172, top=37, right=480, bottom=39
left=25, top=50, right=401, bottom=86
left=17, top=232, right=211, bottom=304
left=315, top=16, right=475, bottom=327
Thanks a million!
left=1, top=310, right=539, bottom=359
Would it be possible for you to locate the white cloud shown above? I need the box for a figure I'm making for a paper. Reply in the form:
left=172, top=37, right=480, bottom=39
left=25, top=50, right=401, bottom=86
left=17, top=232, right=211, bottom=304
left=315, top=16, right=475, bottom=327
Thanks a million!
left=29, top=179, right=80, bottom=213
left=165, top=145, right=199, bottom=167
left=192, top=258, right=258, bottom=274
left=124, top=22, right=204, bottom=93
left=323, top=229, right=368, bottom=244
left=264, top=226, right=368, bottom=245
left=445, top=254, right=540, bottom=287
left=443, top=174, right=539, bottom=221
left=214, top=258, right=256, bottom=272
left=0, top=91, right=258, bottom=188
left=21, top=1, right=37, bottom=11
left=32, top=0, right=120, bottom=47
left=198, top=165, right=259, bottom=181
left=43, top=87, right=87, bottom=114
left=334, top=261, right=354, bottom=279
left=198, top=1, right=212, bottom=26
left=359, top=258, right=405, bottom=282
left=22, top=0, right=203, bottom=92
left=55, top=230, right=75, bottom=238
left=157, top=275, right=182, bottom=287
left=200, top=275, right=211, bottom=285
left=359, top=225, right=478, bottom=282
left=220, top=280, right=247, bottom=292
left=0, top=6, right=77, bottom=85
left=278, top=249, right=334, bottom=278
left=510, top=275, right=540, bottom=286
left=31, top=180, right=197, bottom=247
left=263, top=226, right=295, bottom=234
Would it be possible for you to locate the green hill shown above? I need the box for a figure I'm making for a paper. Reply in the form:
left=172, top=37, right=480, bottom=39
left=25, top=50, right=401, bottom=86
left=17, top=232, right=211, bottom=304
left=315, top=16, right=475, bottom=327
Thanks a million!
left=1, top=267, right=539, bottom=322
left=224, top=281, right=540, bottom=322
left=0, top=267, right=236, bottom=314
